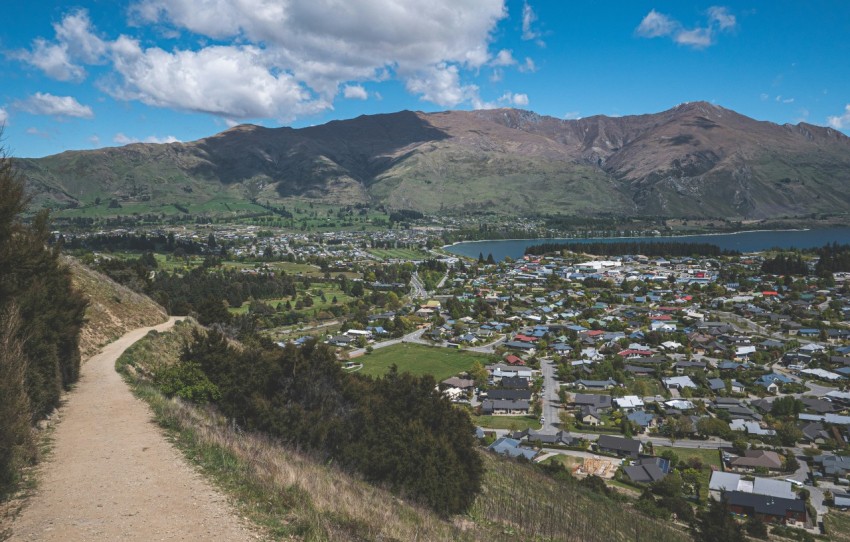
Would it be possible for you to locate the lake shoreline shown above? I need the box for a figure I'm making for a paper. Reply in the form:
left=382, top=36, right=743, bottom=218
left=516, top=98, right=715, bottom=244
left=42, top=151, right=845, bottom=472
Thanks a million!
left=444, top=227, right=850, bottom=261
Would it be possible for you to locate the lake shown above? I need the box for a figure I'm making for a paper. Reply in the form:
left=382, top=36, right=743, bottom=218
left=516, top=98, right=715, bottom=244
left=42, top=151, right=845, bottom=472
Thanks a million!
left=445, top=227, right=850, bottom=261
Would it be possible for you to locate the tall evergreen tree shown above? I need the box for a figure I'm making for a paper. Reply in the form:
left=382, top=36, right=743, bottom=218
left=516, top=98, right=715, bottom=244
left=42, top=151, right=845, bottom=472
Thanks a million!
left=692, top=500, right=745, bottom=542
left=0, top=140, right=87, bottom=492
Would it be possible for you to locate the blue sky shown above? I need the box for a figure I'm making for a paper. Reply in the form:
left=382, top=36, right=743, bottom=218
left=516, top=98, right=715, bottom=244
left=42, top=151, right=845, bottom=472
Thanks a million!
left=2, top=1, right=849, bottom=157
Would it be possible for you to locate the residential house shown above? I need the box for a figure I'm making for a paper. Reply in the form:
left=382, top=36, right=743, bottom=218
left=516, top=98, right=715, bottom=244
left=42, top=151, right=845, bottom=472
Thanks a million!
left=504, top=354, right=526, bottom=366
left=501, top=376, right=530, bottom=389
left=725, top=491, right=806, bottom=526
left=486, top=389, right=532, bottom=401
left=626, top=410, right=656, bottom=432
left=624, top=364, right=655, bottom=376
left=755, top=373, right=793, bottom=393
left=729, top=450, right=783, bottom=472
left=441, top=377, right=475, bottom=391
left=597, top=435, right=643, bottom=458
left=708, top=378, right=726, bottom=393
left=575, top=378, right=617, bottom=391
left=708, top=472, right=795, bottom=501
left=614, top=395, right=645, bottom=410
left=327, top=334, right=354, bottom=347
left=572, top=394, right=613, bottom=410
left=834, top=493, right=850, bottom=509
left=525, top=430, right=578, bottom=446
left=481, top=399, right=530, bottom=415
left=580, top=406, right=602, bottom=426
left=488, top=437, right=537, bottom=460
left=799, top=422, right=829, bottom=444
left=504, top=341, right=537, bottom=354
left=662, top=376, right=697, bottom=390
left=813, top=454, right=850, bottom=478
left=624, top=457, right=670, bottom=484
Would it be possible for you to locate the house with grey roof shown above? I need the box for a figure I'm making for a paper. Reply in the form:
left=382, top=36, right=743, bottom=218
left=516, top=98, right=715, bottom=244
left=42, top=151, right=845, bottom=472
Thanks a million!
left=488, top=437, right=538, bottom=460
left=814, top=454, right=850, bottom=478
left=597, top=435, right=643, bottom=458
left=662, top=375, right=697, bottom=390
left=481, top=399, right=530, bottom=415
left=726, top=491, right=806, bottom=526
left=799, top=421, right=829, bottom=444
left=572, top=393, right=612, bottom=410
left=624, top=457, right=670, bottom=484
left=626, top=410, right=656, bottom=431
left=575, top=378, right=617, bottom=390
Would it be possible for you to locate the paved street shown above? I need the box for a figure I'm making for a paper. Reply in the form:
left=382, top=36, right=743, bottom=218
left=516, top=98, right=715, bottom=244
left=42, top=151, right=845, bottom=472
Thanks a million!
left=540, top=358, right=560, bottom=432
left=409, top=272, right=427, bottom=298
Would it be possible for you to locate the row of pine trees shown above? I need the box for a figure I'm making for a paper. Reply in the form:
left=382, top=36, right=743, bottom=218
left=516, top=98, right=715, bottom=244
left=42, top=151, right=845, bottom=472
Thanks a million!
left=0, top=146, right=87, bottom=495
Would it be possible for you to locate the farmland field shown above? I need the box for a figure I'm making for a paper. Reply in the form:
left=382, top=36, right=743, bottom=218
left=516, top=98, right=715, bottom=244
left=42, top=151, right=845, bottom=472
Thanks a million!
left=368, top=248, right=430, bottom=260
left=359, top=342, right=486, bottom=381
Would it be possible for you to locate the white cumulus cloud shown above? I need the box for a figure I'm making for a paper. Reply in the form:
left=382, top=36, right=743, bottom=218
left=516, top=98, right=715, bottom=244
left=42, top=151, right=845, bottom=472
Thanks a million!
left=0, top=107, right=8, bottom=125
left=406, top=63, right=480, bottom=107
left=14, top=39, right=85, bottom=82
left=675, top=28, right=713, bottom=48
left=131, top=0, right=506, bottom=104
left=521, top=1, right=543, bottom=44
left=16, top=93, right=94, bottom=118
left=113, top=132, right=180, bottom=145
left=519, top=57, right=536, bottom=73
left=827, top=104, right=850, bottom=129
left=17, top=1, right=510, bottom=121
left=13, top=10, right=107, bottom=82
left=342, top=84, right=368, bottom=100
left=509, top=93, right=528, bottom=106
left=106, top=39, right=324, bottom=121
left=636, top=6, right=737, bottom=49
left=636, top=10, right=677, bottom=38
left=707, top=6, right=736, bottom=31
left=491, top=49, right=516, bottom=67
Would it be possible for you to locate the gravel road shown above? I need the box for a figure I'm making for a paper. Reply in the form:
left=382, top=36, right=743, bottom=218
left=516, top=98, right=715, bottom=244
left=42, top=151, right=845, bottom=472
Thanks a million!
left=9, top=317, right=259, bottom=541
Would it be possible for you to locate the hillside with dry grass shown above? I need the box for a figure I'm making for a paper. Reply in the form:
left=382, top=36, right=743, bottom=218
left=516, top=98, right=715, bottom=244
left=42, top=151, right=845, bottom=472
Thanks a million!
left=117, top=321, right=691, bottom=542
left=65, top=256, right=167, bottom=359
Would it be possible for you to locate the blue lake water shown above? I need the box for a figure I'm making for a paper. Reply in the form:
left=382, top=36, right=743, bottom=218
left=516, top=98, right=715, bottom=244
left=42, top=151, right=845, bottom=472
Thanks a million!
left=445, top=227, right=850, bottom=261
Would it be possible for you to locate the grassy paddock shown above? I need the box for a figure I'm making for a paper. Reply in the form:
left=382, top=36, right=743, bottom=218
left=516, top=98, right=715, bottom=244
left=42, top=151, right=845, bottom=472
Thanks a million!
left=472, top=415, right=542, bottom=431
left=359, top=343, right=486, bottom=381
left=368, top=248, right=429, bottom=260
left=655, top=446, right=722, bottom=469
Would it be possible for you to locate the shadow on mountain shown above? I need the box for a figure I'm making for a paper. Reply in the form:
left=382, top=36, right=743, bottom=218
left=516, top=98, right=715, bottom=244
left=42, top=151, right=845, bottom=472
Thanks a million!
left=190, top=111, right=449, bottom=196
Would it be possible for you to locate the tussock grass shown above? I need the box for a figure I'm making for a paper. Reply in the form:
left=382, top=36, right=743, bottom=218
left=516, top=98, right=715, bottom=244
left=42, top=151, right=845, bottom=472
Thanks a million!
left=66, top=256, right=167, bottom=359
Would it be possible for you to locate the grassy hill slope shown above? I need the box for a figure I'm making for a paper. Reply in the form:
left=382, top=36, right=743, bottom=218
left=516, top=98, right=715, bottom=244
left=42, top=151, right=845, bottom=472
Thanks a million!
left=20, top=103, right=850, bottom=220
left=65, top=256, right=168, bottom=359
left=117, top=321, right=691, bottom=542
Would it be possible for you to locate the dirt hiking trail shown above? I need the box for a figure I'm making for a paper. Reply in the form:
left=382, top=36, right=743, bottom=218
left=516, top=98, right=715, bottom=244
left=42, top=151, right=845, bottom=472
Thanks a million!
left=9, top=318, right=259, bottom=541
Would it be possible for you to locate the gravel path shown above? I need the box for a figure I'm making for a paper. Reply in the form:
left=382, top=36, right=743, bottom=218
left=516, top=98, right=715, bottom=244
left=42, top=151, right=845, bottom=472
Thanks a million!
left=9, top=318, right=259, bottom=541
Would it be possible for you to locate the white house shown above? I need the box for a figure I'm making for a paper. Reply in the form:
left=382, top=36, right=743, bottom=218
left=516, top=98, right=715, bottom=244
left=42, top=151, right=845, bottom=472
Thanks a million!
left=663, top=376, right=697, bottom=390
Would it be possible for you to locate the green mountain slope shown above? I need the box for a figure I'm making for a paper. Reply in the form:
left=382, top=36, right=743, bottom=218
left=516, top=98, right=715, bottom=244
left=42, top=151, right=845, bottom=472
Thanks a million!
left=17, top=103, right=850, bottom=219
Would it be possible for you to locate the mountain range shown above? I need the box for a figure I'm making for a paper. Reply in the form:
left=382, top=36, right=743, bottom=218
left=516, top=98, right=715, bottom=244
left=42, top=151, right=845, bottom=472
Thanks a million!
left=17, top=102, right=850, bottom=219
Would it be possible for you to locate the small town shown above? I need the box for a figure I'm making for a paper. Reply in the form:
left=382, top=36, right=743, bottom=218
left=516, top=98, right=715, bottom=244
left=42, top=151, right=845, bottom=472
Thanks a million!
left=286, top=239, right=850, bottom=538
